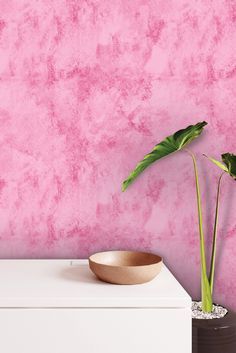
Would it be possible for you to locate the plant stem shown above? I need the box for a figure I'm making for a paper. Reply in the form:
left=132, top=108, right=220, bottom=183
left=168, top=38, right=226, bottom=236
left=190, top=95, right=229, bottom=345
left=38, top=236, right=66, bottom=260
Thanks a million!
left=209, top=172, right=224, bottom=294
left=185, top=149, right=212, bottom=312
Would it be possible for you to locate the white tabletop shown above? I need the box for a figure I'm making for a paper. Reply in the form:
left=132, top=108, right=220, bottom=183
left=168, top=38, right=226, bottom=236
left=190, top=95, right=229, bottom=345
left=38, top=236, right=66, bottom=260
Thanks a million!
left=0, top=260, right=191, bottom=308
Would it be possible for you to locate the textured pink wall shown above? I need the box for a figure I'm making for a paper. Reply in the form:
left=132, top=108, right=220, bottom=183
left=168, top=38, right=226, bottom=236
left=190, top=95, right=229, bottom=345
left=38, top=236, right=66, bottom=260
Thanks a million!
left=0, top=0, right=236, bottom=308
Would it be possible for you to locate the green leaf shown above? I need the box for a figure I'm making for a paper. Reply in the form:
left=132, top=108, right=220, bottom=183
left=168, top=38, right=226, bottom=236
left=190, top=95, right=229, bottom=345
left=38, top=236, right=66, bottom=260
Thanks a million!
left=122, top=121, right=207, bottom=191
left=203, top=155, right=228, bottom=173
left=222, top=153, right=236, bottom=180
left=204, top=153, right=236, bottom=180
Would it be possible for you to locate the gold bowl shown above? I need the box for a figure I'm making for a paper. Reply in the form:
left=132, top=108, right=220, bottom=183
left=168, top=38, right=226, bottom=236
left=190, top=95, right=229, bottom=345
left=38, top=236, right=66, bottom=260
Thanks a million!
left=89, top=250, right=162, bottom=285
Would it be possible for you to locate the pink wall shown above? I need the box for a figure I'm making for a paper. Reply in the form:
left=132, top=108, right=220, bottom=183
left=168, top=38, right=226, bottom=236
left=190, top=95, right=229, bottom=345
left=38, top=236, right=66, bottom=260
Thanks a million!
left=0, top=0, right=236, bottom=309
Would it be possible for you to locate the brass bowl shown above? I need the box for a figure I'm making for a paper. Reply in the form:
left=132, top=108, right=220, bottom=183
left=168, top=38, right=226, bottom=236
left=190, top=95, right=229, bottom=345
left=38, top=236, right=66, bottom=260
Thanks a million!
left=89, top=250, right=162, bottom=285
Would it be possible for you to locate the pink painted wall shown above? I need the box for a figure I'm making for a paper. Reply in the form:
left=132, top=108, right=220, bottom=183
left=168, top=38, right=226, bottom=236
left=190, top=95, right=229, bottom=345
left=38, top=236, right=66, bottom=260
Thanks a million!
left=0, top=0, right=236, bottom=309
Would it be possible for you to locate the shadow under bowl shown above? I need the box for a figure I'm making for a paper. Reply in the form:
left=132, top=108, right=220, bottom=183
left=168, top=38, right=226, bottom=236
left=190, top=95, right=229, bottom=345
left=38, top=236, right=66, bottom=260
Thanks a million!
left=89, top=250, right=162, bottom=285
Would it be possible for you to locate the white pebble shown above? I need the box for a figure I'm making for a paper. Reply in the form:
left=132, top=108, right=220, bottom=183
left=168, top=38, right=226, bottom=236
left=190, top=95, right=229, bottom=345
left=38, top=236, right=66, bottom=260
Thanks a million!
left=192, top=301, right=228, bottom=319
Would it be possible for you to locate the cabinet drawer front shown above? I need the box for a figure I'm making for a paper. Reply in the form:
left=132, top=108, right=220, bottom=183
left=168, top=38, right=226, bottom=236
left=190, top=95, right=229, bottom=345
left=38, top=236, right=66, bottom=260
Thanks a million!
left=0, top=308, right=191, bottom=353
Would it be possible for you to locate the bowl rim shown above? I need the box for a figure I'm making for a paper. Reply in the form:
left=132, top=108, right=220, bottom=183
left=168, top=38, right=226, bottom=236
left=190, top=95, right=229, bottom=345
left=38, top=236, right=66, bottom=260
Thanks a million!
left=89, top=250, right=163, bottom=268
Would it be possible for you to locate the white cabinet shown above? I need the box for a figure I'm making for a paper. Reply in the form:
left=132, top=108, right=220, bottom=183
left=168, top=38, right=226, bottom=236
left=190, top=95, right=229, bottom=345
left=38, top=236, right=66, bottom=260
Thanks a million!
left=0, top=260, right=191, bottom=353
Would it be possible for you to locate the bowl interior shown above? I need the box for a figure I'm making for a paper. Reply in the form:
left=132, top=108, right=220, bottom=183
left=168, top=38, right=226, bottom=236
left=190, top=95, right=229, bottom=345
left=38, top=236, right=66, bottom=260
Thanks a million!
left=89, top=251, right=162, bottom=267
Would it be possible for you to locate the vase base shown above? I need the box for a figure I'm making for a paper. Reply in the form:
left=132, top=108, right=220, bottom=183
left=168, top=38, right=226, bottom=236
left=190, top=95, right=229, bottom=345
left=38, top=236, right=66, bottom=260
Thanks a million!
left=192, top=309, right=236, bottom=353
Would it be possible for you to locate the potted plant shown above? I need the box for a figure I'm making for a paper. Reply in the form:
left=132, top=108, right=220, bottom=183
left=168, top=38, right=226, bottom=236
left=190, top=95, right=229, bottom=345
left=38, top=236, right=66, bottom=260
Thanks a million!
left=122, top=122, right=236, bottom=353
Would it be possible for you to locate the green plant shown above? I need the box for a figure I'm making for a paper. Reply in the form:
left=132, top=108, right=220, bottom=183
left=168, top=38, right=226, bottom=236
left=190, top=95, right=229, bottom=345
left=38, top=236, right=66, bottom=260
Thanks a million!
left=204, top=153, right=236, bottom=295
left=122, top=122, right=235, bottom=313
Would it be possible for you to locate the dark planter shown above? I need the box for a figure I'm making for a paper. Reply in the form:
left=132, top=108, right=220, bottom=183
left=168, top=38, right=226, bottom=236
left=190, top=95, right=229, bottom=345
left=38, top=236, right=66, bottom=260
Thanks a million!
left=192, top=309, right=236, bottom=353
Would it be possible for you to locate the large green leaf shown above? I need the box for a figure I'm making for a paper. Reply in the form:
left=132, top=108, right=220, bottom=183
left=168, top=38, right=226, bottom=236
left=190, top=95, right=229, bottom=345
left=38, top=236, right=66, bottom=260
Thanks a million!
left=122, top=121, right=207, bottom=191
left=222, top=153, right=236, bottom=180
left=204, top=153, right=236, bottom=180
